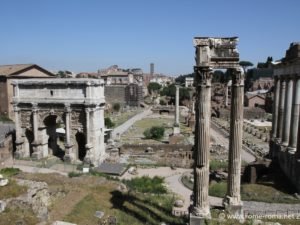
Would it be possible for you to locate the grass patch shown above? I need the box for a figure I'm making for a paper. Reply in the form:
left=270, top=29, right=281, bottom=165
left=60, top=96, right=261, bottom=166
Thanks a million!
left=241, top=183, right=300, bottom=203
left=181, top=175, right=193, bottom=190
left=0, top=179, right=28, bottom=199
left=0, top=167, right=21, bottom=178
left=210, top=160, right=228, bottom=171
left=209, top=182, right=227, bottom=198
left=0, top=115, right=12, bottom=122
left=0, top=205, right=38, bottom=225
left=64, top=193, right=101, bottom=224
left=123, top=176, right=167, bottom=194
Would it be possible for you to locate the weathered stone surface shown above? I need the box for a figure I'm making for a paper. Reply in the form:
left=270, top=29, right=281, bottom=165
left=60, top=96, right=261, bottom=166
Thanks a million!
left=11, top=78, right=106, bottom=166
left=7, top=179, right=50, bottom=220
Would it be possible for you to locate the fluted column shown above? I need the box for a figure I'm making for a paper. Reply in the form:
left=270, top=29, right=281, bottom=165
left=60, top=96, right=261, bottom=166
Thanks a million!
left=84, top=107, right=93, bottom=163
left=13, top=104, right=26, bottom=157
left=289, top=77, right=300, bottom=152
left=276, top=78, right=286, bottom=142
left=32, top=104, right=39, bottom=145
left=64, top=104, right=74, bottom=162
left=175, top=85, right=180, bottom=126
left=191, top=67, right=211, bottom=218
left=224, top=68, right=244, bottom=208
left=282, top=77, right=294, bottom=146
left=31, top=103, right=42, bottom=159
left=272, top=76, right=280, bottom=139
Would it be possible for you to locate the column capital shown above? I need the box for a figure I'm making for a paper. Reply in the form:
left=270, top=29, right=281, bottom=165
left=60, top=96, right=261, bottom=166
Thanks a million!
left=231, top=68, right=245, bottom=86
left=13, top=104, right=20, bottom=112
left=194, top=66, right=212, bottom=86
left=64, top=104, right=71, bottom=113
left=31, top=103, right=39, bottom=113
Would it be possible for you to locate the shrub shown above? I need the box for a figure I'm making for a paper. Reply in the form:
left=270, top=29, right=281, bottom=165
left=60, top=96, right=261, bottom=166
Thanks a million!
left=0, top=168, right=21, bottom=177
left=113, top=103, right=121, bottom=112
left=68, top=172, right=82, bottom=178
left=143, top=126, right=165, bottom=140
left=105, top=117, right=115, bottom=128
left=123, top=176, right=167, bottom=194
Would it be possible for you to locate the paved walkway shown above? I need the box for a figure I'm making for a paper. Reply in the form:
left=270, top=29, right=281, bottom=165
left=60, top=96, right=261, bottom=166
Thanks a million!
left=112, top=107, right=153, bottom=139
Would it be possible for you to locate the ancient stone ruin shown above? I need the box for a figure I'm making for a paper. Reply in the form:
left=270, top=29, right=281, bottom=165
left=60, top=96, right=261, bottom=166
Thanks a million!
left=11, top=78, right=106, bottom=166
left=270, top=42, right=300, bottom=192
left=190, top=37, right=244, bottom=224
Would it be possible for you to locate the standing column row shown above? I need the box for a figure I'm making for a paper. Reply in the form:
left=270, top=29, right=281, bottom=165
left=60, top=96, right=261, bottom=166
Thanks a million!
left=272, top=75, right=300, bottom=155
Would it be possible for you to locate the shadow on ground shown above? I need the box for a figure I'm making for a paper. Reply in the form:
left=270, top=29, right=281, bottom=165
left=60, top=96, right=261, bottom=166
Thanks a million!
left=110, top=190, right=187, bottom=225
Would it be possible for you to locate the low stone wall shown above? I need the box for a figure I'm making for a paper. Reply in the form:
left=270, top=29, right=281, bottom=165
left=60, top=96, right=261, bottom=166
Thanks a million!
left=120, top=144, right=193, bottom=168
left=219, top=107, right=266, bottom=119
left=270, top=140, right=300, bottom=192
left=0, top=134, right=14, bottom=167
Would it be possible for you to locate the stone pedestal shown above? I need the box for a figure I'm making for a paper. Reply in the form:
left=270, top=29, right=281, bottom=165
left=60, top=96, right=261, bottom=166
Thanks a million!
left=189, top=214, right=209, bottom=225
left=223, top=199, right=243, bottom=219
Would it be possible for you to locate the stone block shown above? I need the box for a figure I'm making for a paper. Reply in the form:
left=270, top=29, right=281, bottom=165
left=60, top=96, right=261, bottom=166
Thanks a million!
left=189, top=213, right=210, bottom=225
left=0, top=200, right=6, bottom=213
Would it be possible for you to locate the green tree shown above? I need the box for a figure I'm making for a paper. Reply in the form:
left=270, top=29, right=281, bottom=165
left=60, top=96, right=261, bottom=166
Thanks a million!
left=212, top=70, right=225, bottom=83
left=175, top=73, right=193, bottom=84
left=143, top=126, right=165, bottom=140
left=105, top=117, right=115, bottom=128
left=148, top=82, right=162, bottom=95
left=113, top=103, right=121, bottom=112
left=239, top=61, right=253, bottom=72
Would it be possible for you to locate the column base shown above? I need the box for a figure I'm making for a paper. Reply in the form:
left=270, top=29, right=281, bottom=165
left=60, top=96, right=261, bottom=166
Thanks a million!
left=31, top=151, right=43, bottom=160
left=223, top=196, right=244, bottom=219
left=281, top=142, right=289, bottom=147
left=173, top=126, right=180, bottom=135
left=64, top=144, right=76, bottom=163
left=287, top=147, right=297, bottom=154
left=190, top=206, right=211, bottom=220
left=189, top=213, right=210, bottom=225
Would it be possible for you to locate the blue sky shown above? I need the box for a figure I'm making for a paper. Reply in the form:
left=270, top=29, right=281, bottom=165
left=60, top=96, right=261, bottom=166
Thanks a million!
left=0, top=0, right=299, bottom=75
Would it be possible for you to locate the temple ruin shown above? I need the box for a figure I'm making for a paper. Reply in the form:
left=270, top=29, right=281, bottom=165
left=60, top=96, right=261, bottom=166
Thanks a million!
left=11, top=78, right=106, bottom=166
left=190, top=37, right=244, bottom=224
left=270, top=42, right=300, bottom=192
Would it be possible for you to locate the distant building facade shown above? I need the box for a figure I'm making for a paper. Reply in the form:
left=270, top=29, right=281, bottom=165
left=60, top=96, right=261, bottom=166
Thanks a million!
left=0, top=64, right=55, bottom=119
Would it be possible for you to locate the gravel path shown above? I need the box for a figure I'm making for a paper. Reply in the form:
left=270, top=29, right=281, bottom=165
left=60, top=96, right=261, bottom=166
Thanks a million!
left=112, top=107, right=153, bottom=139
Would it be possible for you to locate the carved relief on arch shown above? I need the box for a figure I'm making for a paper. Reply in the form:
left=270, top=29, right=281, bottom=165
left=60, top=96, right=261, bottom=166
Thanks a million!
left=70, top=110, right=85, bottom=131
left=20, top=110, right=32, bottom=129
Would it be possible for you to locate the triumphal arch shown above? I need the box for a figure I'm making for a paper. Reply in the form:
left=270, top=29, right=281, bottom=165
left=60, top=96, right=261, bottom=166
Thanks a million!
left=11, top=78, right=106, bottom=166
left=190, top=37, right=244, bottom=224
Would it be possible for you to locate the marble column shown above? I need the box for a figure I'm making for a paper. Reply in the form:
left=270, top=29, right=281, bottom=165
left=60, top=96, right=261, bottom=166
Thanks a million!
left=84, top=107, right=93, bottom=164
left=276, top=78, right=286, bottom=142
left=224, top=68, right=244, bottom=215
left=13, top=105, right=25, bottom=157
left=175, top=85, right=180, bottom=126
left=288, top=77, right=300, bottom=152
left=282, top=77, right=294, bottom=146
left=225, top=83, right=229, bottom=107
left=64, top=104, right=74, bottom=162
left=190, top=67, right=211, bottom=219
left=272, top=76, right=280, bottom=139
left=31, top=103, right=41, bottom=159
left=173, top=85, right=180, bottom=135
